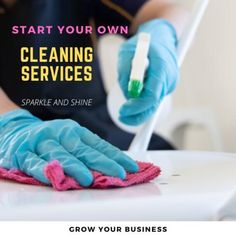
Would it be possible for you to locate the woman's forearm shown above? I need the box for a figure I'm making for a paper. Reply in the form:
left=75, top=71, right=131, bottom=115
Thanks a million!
left=132, top=0, right=190, bottom=38
left=0, top=88, right=19, bottom=114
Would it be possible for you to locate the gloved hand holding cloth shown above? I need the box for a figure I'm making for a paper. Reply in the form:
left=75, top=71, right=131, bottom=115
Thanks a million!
left=118, top=19, right=179, bottom=125
left=0, top=109, right=139, bottom=187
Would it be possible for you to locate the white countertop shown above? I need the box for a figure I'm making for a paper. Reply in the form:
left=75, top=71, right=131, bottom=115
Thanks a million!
left=0, top=151, right=236, bottom=221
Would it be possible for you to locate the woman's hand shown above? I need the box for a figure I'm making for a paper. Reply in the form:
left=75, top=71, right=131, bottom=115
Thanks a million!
left=0, top=109, right=139, bottom=187
left=118, top=19, right=179, bottom=126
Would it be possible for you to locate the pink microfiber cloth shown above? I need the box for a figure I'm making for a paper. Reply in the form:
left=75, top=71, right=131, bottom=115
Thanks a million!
left=0, top=161, right=161, bottom=191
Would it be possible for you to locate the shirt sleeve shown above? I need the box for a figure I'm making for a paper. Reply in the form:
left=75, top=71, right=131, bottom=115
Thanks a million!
left=92, top=0, right=148, bottom=36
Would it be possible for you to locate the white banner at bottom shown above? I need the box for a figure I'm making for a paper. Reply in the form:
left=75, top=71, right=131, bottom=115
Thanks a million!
left=0, top=221, right=235, bottom=236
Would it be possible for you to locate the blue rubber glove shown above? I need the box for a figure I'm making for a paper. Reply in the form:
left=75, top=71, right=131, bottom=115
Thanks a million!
left=0, top=109, right=139, bottom=187
left=118, top=19, right=179, bottom=125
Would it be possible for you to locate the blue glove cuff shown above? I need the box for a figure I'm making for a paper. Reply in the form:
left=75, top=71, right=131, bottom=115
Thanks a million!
left=0, top=109, right=40, bottom=128
left=138, top=19, right=178, bottom=47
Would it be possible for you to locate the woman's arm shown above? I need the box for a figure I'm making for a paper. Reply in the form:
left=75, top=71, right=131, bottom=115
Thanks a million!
left=0, top=1, right=19, bottom=113
left=0, top=88, right=19, bottom=114
left=118, top=0, right=189, bottom=125
left=131, top=0, right=190, bottom=37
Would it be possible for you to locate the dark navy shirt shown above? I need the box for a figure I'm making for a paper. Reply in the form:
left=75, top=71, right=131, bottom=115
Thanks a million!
left=0, top=0, right=174, bottom=150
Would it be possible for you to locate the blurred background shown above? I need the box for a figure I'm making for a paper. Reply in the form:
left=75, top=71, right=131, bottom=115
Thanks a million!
left=99, top=0, right=236, bottom=152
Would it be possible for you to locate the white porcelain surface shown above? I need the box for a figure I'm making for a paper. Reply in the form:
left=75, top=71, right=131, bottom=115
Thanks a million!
left=0, top=151, right=236, bottom=220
